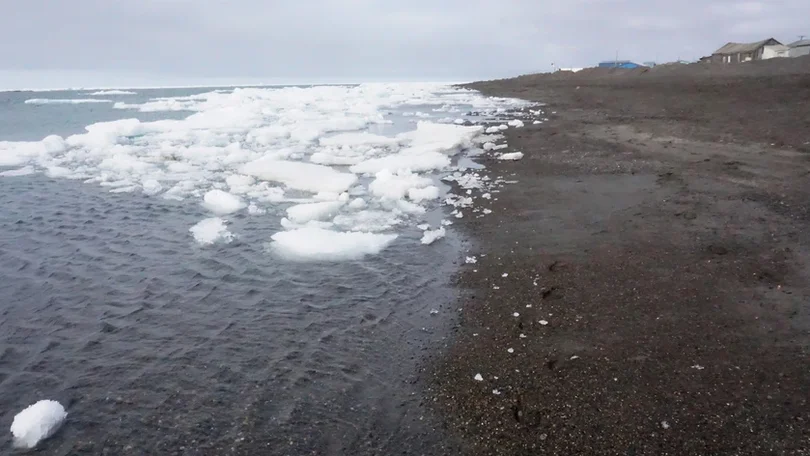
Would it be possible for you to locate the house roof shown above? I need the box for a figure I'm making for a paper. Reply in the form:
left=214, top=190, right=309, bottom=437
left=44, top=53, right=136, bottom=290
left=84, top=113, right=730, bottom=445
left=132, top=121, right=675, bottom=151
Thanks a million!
left=788, top=39, right=810, bottom=48
left=713, top=38, right=781, bottom=55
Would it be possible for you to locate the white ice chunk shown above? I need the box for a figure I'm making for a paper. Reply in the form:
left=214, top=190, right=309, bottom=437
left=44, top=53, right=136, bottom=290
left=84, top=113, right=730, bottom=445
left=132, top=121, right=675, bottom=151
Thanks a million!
left=348, top=198, right=367, bottom=210
left=498, top=152, right=524, bottom=161
left=286, top=201, right=343, bottom=224
left=242, top=158, right=357, bottom=194
left=202, top=189, right=245, bottom=215
left=474, top=373, right=484, bottom=382
left=190, top=218, right=234, bottom=245
left=270, top=227, right=397, bottom=261
left=508, top=119, right=524, bottom=128
left=420, top=227, right=446, bottom=245
left=142, top=179, right=163, bottom=195
left=10, top=400, right=67, bottom=449
left=247, top=202, right=267, bottom=215
left=368, top=169, right=434, bottom=201
left=0, top=166, right=36, bottom=177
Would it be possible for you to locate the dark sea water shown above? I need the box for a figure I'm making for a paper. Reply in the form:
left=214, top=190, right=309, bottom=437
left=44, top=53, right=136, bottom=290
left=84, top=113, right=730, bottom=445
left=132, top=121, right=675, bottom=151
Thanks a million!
left=0, top=88, right=465, bottom=454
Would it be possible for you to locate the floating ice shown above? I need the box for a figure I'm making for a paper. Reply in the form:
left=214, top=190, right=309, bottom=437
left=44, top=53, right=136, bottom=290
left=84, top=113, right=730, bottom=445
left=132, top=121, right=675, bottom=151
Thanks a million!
left=190, top=218, right=234, bottom=245
left=24, top=98, right=113, bottom=104
left=202, top=189, right=245, bottom=215
left=87, top=90, right=137, bottom=95
left=270, top=227, right=397, bottom=261
left=508, top=119, right=524, bottom=128
left=0, top=166, right=35, bottom=177
left=498, top=152, right=524, bottom=161
left=10, top=400, right=67, bottom=449
left=4, top=83, right=529, bottom=259
left=420, top=227, right=446, bottom=245
left=286, top=201, right=344, bottom=224
left=242, top=158, right=358, bottom=194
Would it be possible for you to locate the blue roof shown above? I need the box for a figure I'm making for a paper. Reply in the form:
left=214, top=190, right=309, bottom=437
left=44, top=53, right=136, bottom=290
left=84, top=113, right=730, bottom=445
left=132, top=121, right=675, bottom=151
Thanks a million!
left=598, top=61, right=644, bottom=68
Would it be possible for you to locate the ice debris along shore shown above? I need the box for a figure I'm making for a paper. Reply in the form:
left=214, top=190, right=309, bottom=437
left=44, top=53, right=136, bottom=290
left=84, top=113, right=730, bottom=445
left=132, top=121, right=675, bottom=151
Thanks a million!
left=5, top=84, right=540, bottom=261
left=10, top=400, right=67, bottom=449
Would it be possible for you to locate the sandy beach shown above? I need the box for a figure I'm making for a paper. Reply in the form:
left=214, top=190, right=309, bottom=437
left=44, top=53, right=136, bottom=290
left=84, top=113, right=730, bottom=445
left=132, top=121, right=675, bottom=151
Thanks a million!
left=430, top=57, right=810, bottom=455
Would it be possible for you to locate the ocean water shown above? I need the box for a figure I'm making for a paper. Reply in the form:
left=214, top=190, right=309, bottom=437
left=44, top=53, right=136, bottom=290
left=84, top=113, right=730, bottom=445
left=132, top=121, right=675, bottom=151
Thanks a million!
left=0, top=84, right=526, bottom=454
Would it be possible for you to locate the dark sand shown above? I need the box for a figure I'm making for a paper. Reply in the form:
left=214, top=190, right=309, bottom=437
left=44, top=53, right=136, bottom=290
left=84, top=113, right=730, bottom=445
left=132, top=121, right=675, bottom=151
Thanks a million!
left=430, top=59, right=810, bottom=455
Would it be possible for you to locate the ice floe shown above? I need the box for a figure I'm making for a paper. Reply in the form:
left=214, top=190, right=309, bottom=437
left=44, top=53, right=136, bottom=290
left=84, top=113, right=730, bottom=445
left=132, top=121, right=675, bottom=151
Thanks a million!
left=270, top=227, right=398, bottom=261
left=190, top=218, right=234, bottom=245
left=10, top=400, right=67, bottom=449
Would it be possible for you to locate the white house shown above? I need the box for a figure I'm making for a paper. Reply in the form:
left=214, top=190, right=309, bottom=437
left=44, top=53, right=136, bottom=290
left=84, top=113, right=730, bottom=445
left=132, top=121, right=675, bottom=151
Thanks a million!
left=788, top=39, right=810, bottom=58
left=762, top=44, right=790, bottom=59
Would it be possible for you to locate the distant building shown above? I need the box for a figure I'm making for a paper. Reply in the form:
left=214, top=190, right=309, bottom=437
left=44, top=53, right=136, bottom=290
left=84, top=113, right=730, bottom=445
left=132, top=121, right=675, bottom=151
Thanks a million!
left=788, top=39, right=810, bottom=58
left=711, top=38, right=781, bottom=63
left=643, top=61, right=657, bottom=67
left=598, top=61, right=644, bottom=69
left=762, top=44, right=790, bottom=59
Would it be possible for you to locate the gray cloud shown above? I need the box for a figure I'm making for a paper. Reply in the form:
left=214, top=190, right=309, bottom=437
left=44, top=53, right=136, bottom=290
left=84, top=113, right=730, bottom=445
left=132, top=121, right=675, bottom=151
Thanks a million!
left=1, top=0, right=808, bottom=87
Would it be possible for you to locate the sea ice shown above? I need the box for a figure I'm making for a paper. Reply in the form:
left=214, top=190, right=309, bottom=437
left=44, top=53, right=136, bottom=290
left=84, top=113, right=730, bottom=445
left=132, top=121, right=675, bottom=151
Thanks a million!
left=270, top=227, right=397, bottom=261
left=190, top=218, right=234, bottom=245
left=420, top=227, right=446, bottom=245
left=241, top=158, right=358, bottom=194
left=202, top=189, right=245, bottom=215
left=24, top=98, right=113, bottom=104
left=0, top=166, right=36, bottom=177
left=508, top=119, right=525, bottom=128
left=474, top=373, right=484, bottom=382
left=286, top=201, right=343, bottom=224
left=10, top=400, right=67, bottom=449
left=498, top=152, right=524, bottom=161
left=87, top=90, right=137, bottom=95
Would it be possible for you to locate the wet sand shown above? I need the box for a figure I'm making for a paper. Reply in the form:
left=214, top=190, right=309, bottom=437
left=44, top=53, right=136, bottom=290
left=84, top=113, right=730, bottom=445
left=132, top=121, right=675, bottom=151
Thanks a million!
left=430, top=60, right=810, bottom=454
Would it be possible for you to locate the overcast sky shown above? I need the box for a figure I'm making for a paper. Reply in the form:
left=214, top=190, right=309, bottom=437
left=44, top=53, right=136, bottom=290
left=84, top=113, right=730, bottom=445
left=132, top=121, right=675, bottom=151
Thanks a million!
left=1, top=0, right=808, bottom=88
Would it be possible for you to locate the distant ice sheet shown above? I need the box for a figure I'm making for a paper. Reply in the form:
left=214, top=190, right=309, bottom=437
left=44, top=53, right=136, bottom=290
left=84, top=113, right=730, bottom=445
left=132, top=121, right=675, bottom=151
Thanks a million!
left=87, top=90, right=137, bottom=95
left=24, top=98, right=113, bottom=104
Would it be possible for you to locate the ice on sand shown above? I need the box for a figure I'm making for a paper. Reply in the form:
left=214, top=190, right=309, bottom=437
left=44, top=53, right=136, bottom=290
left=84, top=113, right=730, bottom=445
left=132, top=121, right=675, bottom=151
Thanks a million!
left=10, top=400, right=67, bottom=449
left=190, top=218, right=234, bottom=245
left=270, top=227, right=397, bottom=261
left=202, top=189, right=245, bottom=215
left=420, top=227, right=446, bottom=245
left=498, top=152, right=524, bottom=161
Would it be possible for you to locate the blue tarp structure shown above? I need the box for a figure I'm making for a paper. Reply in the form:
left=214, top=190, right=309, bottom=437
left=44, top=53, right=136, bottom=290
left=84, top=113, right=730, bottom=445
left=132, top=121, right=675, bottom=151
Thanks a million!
left=598, top=61, right=644, bottom=69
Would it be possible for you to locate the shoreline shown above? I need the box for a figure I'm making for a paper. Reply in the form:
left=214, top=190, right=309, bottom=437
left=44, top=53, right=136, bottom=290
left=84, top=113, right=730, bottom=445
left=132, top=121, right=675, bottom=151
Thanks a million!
left=430, top=61, right=810, bottom=454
